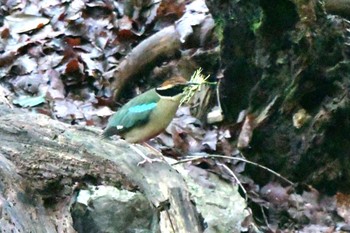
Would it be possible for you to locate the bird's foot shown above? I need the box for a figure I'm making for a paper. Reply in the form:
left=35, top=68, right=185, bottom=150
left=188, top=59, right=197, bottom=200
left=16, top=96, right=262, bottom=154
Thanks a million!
left=129, top=144, right=164, bottom=166
left=137, top=155, right=163, bottom=166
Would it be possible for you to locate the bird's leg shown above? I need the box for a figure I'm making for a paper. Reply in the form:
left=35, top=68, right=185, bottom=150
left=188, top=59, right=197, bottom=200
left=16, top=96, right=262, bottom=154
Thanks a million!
left=141, top=142, right=167, bottom=165
left=129, top=144, right=163, bottom=166
left=142, top=142, right=163, bottom=155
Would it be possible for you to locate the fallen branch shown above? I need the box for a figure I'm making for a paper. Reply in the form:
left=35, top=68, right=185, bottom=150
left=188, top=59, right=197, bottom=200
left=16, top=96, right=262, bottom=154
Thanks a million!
left=111, top=25, right=181, bottom=100
left=325, top=0, right=350, bottom=19
left=173, top=153, right=294, bottom=186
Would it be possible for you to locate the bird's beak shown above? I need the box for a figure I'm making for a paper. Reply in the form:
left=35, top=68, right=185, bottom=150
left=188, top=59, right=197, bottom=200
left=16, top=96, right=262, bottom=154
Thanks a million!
left=185, top=82, right=201, bottom=86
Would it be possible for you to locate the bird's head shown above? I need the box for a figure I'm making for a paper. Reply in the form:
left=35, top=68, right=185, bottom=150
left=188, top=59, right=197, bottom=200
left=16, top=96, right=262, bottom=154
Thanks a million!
left=155, top=76, right=193, bottom=98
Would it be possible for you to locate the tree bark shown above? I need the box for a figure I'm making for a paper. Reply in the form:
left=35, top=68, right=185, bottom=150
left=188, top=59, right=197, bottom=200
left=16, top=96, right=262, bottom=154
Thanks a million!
left=206, top=0, right=350, bottom=194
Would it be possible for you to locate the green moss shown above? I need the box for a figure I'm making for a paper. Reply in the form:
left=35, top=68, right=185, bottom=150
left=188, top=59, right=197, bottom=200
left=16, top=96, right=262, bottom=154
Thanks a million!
left=284, top=83, right=298, bottom=103
left=213, top=17, right=225, bottom=44
left=250, top=11, right=263, bottom=34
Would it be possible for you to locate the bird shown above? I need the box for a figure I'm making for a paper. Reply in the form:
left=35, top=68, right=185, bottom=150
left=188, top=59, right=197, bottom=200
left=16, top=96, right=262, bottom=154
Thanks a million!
left=102, top=76, right=193, bottom=164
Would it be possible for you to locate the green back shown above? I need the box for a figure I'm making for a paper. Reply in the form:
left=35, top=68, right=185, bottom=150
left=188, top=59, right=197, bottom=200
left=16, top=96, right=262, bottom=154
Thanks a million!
left=103, top=89, right=160, bottom=136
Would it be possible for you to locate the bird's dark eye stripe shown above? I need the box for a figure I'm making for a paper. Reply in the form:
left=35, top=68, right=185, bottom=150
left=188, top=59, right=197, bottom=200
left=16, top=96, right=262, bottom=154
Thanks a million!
left=155, top=85, right=186, bottom=96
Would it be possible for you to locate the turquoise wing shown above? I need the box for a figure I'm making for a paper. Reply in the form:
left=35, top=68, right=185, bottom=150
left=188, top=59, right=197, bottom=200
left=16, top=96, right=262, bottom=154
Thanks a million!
left=103, top=89, right=160, bottom=137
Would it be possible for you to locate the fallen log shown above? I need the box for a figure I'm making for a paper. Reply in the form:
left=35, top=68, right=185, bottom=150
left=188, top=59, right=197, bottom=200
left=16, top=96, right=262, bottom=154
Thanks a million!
left=0, top=103, right=248, bottom=232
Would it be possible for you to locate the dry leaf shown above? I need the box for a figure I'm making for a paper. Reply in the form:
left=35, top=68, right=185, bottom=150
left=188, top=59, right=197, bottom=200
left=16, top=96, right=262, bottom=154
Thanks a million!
left=336, top=192, right=350, bottom=223
left=5, top=14, right=50, bottom=33
left=175, top=0, right=209, bottom=43
left=237, top=115, right=255, bottom=149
